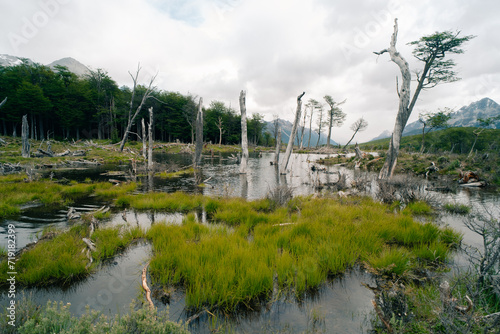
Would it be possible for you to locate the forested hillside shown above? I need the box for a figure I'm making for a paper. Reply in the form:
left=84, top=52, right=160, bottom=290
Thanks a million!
left=0, top=62, right=270, bottom=146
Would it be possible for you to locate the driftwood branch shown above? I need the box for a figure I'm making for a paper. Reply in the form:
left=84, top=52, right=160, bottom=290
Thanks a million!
left=142, top=261, right=154, bottom=309
left=371, top=300, right=393, bottom=333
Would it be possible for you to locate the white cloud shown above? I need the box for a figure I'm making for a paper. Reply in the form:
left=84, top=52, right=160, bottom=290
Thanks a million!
left=1, top=0, right=499, bottom=143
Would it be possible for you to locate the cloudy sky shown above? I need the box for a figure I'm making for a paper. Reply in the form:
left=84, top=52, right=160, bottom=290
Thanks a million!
left=1, top=0, right=499, bottom=143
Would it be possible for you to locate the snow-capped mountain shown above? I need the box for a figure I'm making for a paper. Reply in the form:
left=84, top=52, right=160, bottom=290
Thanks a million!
left=370, top=98, right=500, bottom=141
left=48, top=57, right=90, bottom=76
left=0, top=54, right=90, bottom=77
left=0, top=54, right=33, bottom=67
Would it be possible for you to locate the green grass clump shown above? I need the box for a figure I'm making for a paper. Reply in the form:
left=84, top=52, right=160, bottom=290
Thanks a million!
left=0, top=225, right=89, bottom=286
left=404, top=201, right=434, bottom=216
left=157, top=168, right=194, bottom=179
left=116, top=191, right=204, bottom=212
left=443, top=203, right=471, bottom=215
left=0, top=175, right=137, bottom=219
left=0, top=223, right=145, bottom=287
left=147, top=196, right=460, bottom=311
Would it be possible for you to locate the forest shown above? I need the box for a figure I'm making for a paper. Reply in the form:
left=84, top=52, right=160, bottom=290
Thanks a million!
left=0, top=61, right=269, bottom=146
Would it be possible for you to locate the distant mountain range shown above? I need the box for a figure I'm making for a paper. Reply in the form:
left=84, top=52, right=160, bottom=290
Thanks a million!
left=0, top=54, right=90, bottom=76
left=265, top=118, right=338, bottom=147
left=370, top=97, right=500, bottom=141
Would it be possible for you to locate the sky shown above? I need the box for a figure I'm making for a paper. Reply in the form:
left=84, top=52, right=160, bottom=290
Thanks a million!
left=1, top=0, right=499, bottom=144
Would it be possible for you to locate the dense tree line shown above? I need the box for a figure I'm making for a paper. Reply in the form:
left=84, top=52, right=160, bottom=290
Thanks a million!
left=0, top=62, right=269, bottom=146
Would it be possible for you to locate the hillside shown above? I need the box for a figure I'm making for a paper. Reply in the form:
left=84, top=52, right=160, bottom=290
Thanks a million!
left=371, top=98, right=500, bottom=140
left=361, top=127, right=500, bottom=155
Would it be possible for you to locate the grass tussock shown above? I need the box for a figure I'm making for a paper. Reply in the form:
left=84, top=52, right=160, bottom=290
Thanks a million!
left=444, top=202, right=471, bottom=215
left=0, top=224, right=145, bottom=287
left=147, top=196, right=461, bottom=312
left=116, top=191, right=204, bottom=212
left=157, top=167, right=194, bottom=179
left=0, top=174, right=137, bottom=219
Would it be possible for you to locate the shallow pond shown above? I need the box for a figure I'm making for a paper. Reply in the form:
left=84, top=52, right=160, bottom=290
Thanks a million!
left=1, top=151, right=499, bottom=333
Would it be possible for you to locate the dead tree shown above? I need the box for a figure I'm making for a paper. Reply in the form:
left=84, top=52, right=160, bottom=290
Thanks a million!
left=274, top=127, right=281, bottom=166
left=0, top=97, right=6, bottom=109
left=141, top=118, right=147, bottom=159
left=239, top=90, right=249, bottom=174
left=194, top=98, right=203, bottom=168
left=216, top=116, right=224, bottom=147
left=280, top=92, right=305, bottom=175
left=119, top=64, right=157, bottom=152
left=148, top=107, right=153, bottom=171
left=374, top=19, right=474, bottom=179
left=21, top=115, right=30, bottom=158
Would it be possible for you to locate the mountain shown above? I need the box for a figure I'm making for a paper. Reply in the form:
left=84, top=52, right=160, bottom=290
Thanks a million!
left=0, top=54, right=89, bottom=77
left=369, top=130, right=392, bottom=142
left=0, top=54, right=33, bottom=67
left=48, top=57, right=90, bottom=76
left=370, top=98, right=500, bottom=141
left=265, top=119, right=338, bottom=147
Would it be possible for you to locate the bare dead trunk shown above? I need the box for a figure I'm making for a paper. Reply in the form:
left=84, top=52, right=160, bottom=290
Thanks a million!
left=239, top=90, right=249, bottom=174
left=327, top=113, right=333, bottom=148
left=119, top=65, right=157, bottom=152
left=194, top=98, right=203, bottom=168
left=280, top=92, right=305, bottom=174
left=274, top=127, right=281, bottom=166
left=21, top=115, right=30, bottom=158
left=148, top=107, right=153, bottom=171
left=374, top=19, right=412, bottom=179
left=0, top=97, right=6, bottom=109
left=299, top=109, right=307, bottom=149
left=142, top=118, right=147, bottom=159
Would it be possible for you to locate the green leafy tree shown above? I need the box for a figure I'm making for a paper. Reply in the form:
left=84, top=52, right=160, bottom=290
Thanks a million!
left=418, top=107, right=452, bottom=152
left=323, top=95, right=346, bottom=148
left=469, top=115, right=500, bottom=157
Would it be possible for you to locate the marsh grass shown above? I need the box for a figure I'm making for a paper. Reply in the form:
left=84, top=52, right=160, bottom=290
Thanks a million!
left=0, top=174, right=137, bottom=219
left=443, top=203, right=471, bottom=215
left=116, top=191, right=204, bottom=212
left=147, top=196, right=461, bottom=312
left=157, top=167, right=194, bottom=179
left=0, top=223, right=145, bottom=287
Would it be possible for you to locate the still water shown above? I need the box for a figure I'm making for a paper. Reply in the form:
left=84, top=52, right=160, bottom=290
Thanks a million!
left=1, top=152, right=498, bottom=333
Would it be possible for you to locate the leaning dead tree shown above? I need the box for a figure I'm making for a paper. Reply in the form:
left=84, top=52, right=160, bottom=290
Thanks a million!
left=374, top=19, right=474, bottom=179
left=280, top=92, right=305, bottom=175
left=239, top=90, right=249, bottom=174
left=119, top=64, right=157, bottom=152
left=0, top=97, right=7, bottom=109
left=21, top=115, right=30, bottom=158
left=193, top=97, right=203, bottom=168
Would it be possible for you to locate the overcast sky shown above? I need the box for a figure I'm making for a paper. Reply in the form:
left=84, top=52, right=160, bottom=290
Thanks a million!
left=1, top=0, right=499, bottom=143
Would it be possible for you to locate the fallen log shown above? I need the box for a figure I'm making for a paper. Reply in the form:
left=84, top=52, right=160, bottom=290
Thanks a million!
left=82, top=237, right=97, bottom=252
left=142, top=262, right=154, bottom=309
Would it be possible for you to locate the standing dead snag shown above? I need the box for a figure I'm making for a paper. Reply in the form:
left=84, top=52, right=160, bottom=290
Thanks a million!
left=274, top=127, right=281, bottom=166
left=21, top=114, right=30, bottom=158
left=148, top=107, right=153, bottom=171
left=239, top=90, right=249, bottom=174
left=375, top=19, right=474, bottom=179
left=194, top=97, right=203, bottom=168
left=119, top=64, right=157, bottom=152
left=280, top=92, right=305, bottom=175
